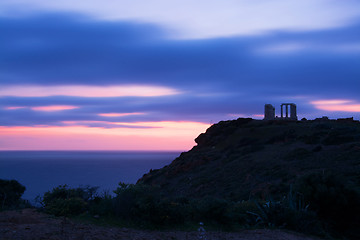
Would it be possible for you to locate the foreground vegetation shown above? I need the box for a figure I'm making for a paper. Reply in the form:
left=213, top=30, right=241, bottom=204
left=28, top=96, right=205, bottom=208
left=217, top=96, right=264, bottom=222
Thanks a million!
left=0, top=179, right=31, bottom=210
left=2, top=174, right=359, bottom=239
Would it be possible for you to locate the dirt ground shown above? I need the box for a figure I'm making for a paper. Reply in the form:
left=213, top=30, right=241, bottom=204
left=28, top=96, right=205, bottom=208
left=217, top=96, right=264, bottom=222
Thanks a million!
left=0, top=209, right=322, bottom=240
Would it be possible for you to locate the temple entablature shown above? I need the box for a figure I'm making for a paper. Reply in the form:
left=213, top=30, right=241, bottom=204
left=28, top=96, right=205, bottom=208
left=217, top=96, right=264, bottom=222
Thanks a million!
left=264, top=103, right=297, bottom=121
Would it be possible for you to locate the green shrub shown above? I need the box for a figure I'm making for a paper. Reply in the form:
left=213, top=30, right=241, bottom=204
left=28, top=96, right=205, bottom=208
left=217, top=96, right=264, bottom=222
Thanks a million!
left=41, top=185, right=98, bottom=216
left=0, top=179, right=26, bottom=210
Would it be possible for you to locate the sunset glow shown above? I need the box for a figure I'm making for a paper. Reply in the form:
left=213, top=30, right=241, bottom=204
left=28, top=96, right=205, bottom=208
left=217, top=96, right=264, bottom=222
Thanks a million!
left=311, top=100, right=360, bottom=112
left=31, top=105, right=79, bottom=112
left=0, top=121, right=210, bottom=150
left=310, top=100, right=352, bottom=105
left=0, top=85, right=181, bottom=97
left=1, top=1, right=359, bottom=150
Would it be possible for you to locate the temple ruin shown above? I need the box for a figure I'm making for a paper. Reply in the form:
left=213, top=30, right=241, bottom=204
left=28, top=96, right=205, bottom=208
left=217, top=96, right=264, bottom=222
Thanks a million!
left=264, top=103, right=297, bottom=120
left=281, top=103, right=297, bottom=120
left=264, top=104, right=275, bottom=120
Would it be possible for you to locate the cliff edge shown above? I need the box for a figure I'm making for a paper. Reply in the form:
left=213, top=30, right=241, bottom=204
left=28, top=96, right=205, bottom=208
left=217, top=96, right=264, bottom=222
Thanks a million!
left=138, top=118, right=360, bottom=200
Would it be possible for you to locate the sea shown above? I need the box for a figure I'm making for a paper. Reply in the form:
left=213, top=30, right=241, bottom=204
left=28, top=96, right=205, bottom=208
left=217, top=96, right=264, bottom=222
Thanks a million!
left=0, top=151, right=180, bottom=203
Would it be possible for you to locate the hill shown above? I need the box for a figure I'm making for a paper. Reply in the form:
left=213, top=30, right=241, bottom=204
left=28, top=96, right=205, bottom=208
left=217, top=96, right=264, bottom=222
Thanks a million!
left=138, top=117, right=360, bottom=201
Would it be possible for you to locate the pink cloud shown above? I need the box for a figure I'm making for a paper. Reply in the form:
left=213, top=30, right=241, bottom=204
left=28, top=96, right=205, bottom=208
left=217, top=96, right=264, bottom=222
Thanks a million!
left=4, top=106, right=26, bottom=110
left=98, top=112, right=145, bottom=117
left=0, top=85, right=181, bottom=97
left=311, top=100, right=351, bottom=105
left=311, top=99, right=360, bottom=112
left=31, top=105, right=79, bottom=112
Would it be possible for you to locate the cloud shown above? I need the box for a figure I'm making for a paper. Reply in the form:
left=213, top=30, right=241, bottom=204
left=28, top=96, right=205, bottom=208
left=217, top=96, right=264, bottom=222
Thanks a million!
left=256, top=43, right=360, bottom=55
left=1, top=0, right=360, bottom=39
left=0, top=85, right=181, bottom=97
left=256, top=43, right=306, bottom=54
left=311, top=99, right=360, bottom=112
left=31, top=105, right=79, bottom=112
left=1, top=2, right=359, bottom=150
left=4, top=106, right=26, bottom=110
left=1, top=13, right=359, bottom=96
left=0, top=12, right=360, bottom=132
left=98, top=112, right=145, bottom=117
left=61, top=121, right=158, bottom=129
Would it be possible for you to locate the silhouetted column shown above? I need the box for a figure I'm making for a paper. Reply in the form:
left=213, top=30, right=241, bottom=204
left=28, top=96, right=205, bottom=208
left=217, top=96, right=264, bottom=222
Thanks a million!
left=290, top=104, right=297, bottom=120
left=264, top=104, right=275, bottom=120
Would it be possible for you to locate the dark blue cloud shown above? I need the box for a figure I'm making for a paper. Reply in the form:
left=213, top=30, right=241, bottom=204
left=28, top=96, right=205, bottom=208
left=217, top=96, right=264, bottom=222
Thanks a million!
left=1, top=13, right=360, bottom=126
left=0, top=94, right=262, bottom=126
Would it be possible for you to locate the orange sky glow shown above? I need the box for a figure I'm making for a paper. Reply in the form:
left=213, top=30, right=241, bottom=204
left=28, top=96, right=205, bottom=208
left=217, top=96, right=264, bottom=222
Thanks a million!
left=0, top=121, right=210, bottom=151
left=311, top=99, right=360, bottom=112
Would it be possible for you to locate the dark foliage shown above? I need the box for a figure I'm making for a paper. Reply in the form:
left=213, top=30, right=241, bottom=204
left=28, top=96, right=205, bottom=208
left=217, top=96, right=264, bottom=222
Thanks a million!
left=112, top=183, right=187, bottom=226
left=190, top=197, right=232, bottom=225
left=32, top=179, right=360, bottom=239
left=41, top=185, right=98, bottom=216
left=294, top=172, right=360, bottom=238
left=0, top=179, right=26, bottom=210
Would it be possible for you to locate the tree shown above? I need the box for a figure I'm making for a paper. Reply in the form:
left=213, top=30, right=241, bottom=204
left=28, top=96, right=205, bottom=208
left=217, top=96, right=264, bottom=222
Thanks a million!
left=0, top=179, right=26, bottom=209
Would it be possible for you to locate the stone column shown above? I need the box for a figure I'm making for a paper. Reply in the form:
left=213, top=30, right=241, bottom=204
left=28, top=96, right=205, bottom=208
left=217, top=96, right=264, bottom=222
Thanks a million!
left=290, top=104, right=297, bottom=120
left=264, top=104, right=275, bottom=120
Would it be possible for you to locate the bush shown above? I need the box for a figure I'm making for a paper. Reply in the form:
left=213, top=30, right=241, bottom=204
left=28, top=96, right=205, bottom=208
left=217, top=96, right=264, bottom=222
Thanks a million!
left=0, top=179, right=26, bottom=210
left=41, top=185, right=98, bottom=216
left=190, top=197, right=231, bottom=225
left=34, top=179, right=359, bottom=238
left=44, top=197, right=87, bottom=216
left=113, top=182, right=186, bottom=226
left=88, top=190, right=114, bottom=216
left=294, top=172, right=360, bottom=237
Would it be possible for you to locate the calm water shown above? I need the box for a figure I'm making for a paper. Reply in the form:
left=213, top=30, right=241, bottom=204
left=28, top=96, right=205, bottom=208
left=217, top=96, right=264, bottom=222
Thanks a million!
left=0, top=151, right=179, bottom=202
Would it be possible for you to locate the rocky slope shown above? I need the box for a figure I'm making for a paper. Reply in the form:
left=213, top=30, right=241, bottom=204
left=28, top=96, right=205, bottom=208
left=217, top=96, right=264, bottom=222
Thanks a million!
left=138, top=117, right=360, bottom=200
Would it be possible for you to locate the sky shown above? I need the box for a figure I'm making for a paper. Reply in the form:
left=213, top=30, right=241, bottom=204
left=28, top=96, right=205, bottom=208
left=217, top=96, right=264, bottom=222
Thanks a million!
left=1, top=0, right=360, bottom=150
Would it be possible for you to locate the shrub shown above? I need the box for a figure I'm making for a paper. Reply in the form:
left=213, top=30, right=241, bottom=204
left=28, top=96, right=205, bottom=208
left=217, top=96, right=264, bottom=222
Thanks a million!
left=89, top=190, right=114, bottom=216
left=228, top=201, right=257, bottom=226
left=0, top=179, right=26, bottom=210
left=41, top=185, right=98, bottom=216
left=113, top=182, right=186, bottom=226
left=190, top=197, right=231, bottom=225
left=244, top=196, right=323, bottom=236
left=294, top=172, right=360, bottom=237
left=45, top=197, right=87, bottom=216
